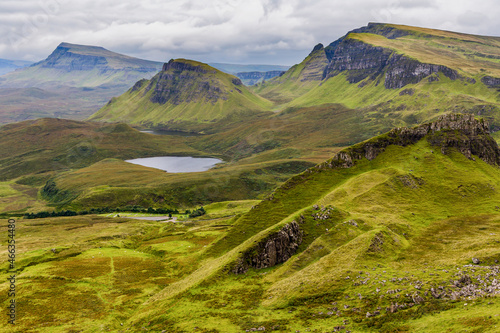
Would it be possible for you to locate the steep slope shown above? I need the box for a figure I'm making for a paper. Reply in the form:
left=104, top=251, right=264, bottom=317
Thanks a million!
left=0, top=43, right=163, bottom=123
left=254, top=43, right=329, bottom=103
left=255, top=23, right=500, bottom=131
left=126, top=114, right=500, bottom=331
left=90, top=59, right=273, bottom=132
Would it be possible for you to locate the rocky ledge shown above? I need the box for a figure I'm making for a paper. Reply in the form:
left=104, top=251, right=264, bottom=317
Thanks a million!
left=232, top=221, right=303, bottom=274
left=317, top=113, right=500, bottom=170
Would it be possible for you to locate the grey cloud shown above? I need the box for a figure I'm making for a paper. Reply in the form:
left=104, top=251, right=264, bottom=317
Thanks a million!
left=0, top=0, right=499, bottom=65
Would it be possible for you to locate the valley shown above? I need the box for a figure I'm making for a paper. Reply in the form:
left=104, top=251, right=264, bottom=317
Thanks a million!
left=2, top=22, right=500, bottom=332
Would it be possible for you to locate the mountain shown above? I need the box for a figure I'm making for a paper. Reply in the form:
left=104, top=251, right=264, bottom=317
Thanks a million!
left=208, top=63, right=290, bottom=85
left=0, top=58, right=33, bottom=75
left=254, top=23, right=500, bottom=133
left=208, top=63, right=290, bottom=74
left=90, top=59, right=273, bottom=132
left=0, top=42, right=163, bottom=89
left=0, top=43, right=163, bottom=124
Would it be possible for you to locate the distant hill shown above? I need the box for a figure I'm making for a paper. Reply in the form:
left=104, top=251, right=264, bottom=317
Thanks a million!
left=90, top=59, right=273, bottom=132
left=208, top=63, right=290, bottom=74
left=0, top=58, right=33, bottom=75
left=0, top=42, right=163, bottom=89
left=0, top=42, right=163, bottom=124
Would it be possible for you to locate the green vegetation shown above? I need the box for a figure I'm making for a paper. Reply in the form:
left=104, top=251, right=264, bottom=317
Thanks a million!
left=3, top=117, right=500, bottom=332
left=90, top=59, right=274, bottom=131
left=3, top=23, right=500, bottom=331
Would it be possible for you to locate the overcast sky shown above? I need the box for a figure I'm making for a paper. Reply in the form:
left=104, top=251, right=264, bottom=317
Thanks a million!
left=0, top=0, right=499, bottom=65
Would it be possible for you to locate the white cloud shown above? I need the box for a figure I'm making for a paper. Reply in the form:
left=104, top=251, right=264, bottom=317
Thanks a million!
left=0, top=0, right=499, bottom=64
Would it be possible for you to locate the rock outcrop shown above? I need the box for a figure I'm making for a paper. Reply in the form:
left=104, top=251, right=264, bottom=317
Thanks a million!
left=148, top=59, right=227, bottom=105
left=320, top=114, right=500, bottom=169
left=233, top=221, right=303, bottom=274
left=323, top=36, right=458, bottom=88
left=481, top=76, right=500, bottom=88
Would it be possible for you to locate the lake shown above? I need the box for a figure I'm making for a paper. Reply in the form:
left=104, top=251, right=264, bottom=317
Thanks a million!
left=125, top=156, right=222, bottom=173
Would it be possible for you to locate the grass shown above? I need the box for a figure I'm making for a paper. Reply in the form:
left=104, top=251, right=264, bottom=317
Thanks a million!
left=3, top=125, right=500, bottom=331
left=90, top=59, right=274, bottom=129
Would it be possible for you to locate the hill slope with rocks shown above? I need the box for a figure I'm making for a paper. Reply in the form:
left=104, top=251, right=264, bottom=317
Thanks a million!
left=90, top=59, right=273, bottom=132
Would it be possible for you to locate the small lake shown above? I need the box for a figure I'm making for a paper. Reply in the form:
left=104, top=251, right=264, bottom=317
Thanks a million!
left=125, top=156, right=222, bottom=173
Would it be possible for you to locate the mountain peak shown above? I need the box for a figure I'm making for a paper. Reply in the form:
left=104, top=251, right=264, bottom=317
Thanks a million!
left=161, top=58, right=217, bottom=74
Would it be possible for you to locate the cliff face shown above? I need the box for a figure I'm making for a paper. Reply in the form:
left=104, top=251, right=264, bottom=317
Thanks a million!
left=148, top=59, right=228, bottom=105
left=42, top=45, right=109, bottom=71
left=233, top=221, right=303, bottom=274
left=322, top=35, right=458, bottom=88
left=319, top=114, right=500, bottom=170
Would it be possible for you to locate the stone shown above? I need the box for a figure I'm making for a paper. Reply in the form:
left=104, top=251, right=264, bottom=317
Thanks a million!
left=233, top=221, right=303, bottom=273
left=472, top=258, right=481, bottom=265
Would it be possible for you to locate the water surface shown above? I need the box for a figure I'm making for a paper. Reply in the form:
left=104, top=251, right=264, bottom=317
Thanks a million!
left=125, top=156, right=222, bottom=173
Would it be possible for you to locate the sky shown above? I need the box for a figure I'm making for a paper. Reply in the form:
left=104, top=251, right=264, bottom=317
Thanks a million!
left=0, top=0, right=499, bottom=65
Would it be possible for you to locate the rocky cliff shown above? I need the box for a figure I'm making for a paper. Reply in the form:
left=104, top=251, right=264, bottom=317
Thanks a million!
left=323, top=32, right=459, bottom=88
left=147, top=59, right=229, bottom=105
left=232, top=221, right=303, bottom=274
left=318, top=113, right=500, bottom=170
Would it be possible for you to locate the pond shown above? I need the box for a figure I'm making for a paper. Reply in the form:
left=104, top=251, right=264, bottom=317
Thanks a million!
left=125, top=156, right=222, bottom=173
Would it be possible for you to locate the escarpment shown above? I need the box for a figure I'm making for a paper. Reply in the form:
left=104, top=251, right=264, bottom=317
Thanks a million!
left=322, top=35, right=458, bottom=88
left=320, top=113, right=500, bottom=170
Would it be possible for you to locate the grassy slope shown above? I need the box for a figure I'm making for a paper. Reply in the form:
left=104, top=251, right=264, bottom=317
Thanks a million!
left=253, top=46, right=328, bottom=105
left=90, top=59, right=274, bottom=129
left=5, top=127, right=500, bottom=332
left=127, top=134, right=500, bottom=332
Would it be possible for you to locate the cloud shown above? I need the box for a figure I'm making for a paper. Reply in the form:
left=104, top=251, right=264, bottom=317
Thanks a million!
left=0, top=0, right=499, bottom=65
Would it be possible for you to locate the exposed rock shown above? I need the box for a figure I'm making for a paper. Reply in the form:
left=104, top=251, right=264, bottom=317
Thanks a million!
left=148, top=59, right=227, bottom=105
left=233, top=221, right=303, bottom=274
left=319, top=113, right=500, bottom=170
left=322, top=29, right=458, bottom=88
left=481, top=76, right=500, bottom=88
left=472, top=258, right=481, bottom=265
left=384, top=53, right=458, bottom=89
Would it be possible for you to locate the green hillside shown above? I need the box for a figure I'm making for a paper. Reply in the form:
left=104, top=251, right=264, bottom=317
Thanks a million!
left=4, top=114, right=500, bottom=332
left=90, top=59, right=273, bottom=131
left=0, top=118, right=201, bottom=181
